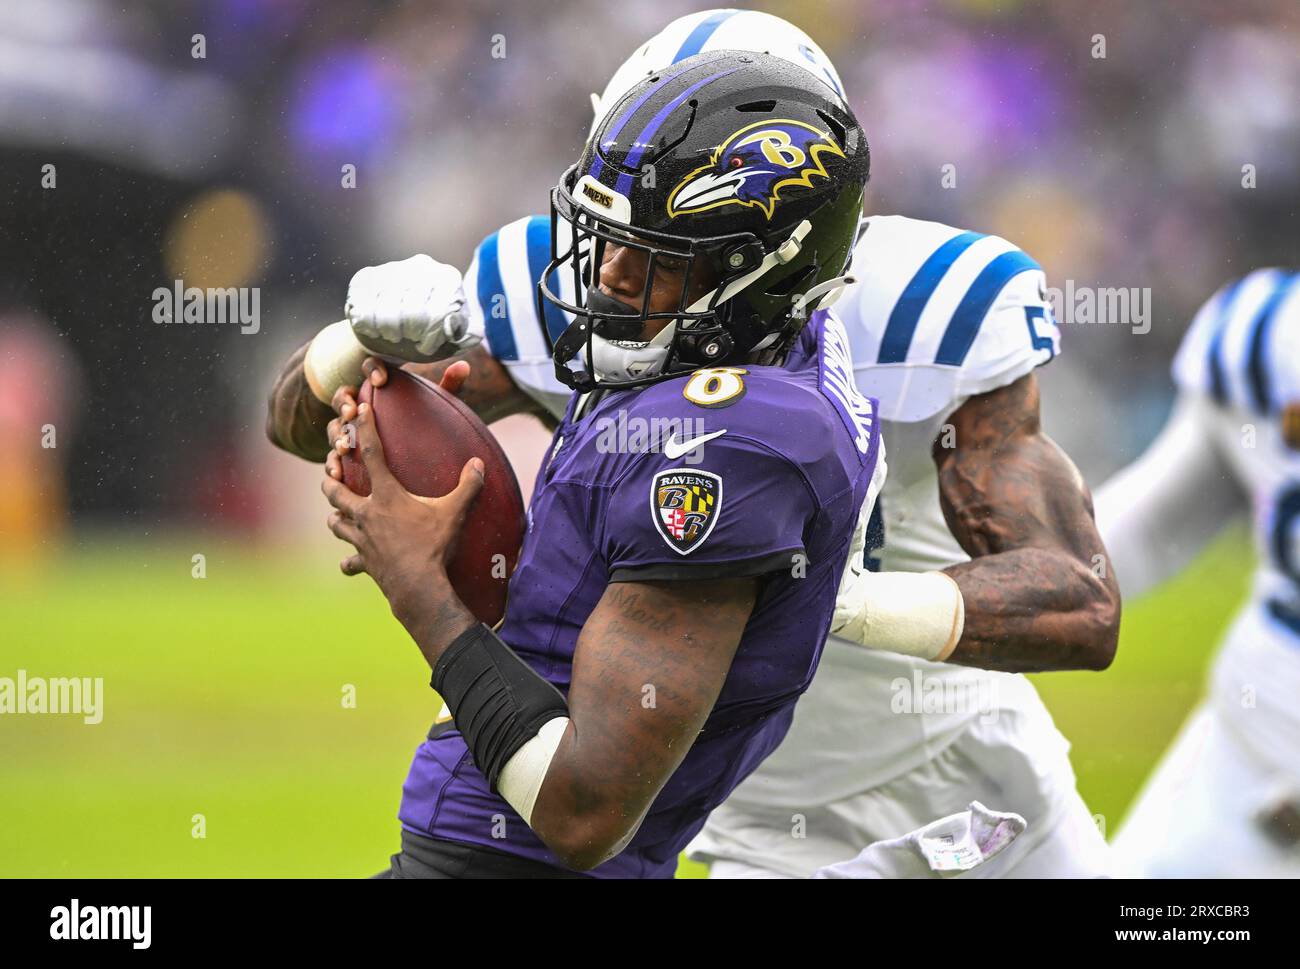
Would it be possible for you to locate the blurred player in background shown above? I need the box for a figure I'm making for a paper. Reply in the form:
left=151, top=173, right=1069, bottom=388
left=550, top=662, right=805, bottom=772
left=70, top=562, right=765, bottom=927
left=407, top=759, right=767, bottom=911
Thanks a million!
left=268, top=9, right=1120, bottom=877
left=0, top=312, right=81, bottom=573
left=1100, top=269, right=1300, bottom=877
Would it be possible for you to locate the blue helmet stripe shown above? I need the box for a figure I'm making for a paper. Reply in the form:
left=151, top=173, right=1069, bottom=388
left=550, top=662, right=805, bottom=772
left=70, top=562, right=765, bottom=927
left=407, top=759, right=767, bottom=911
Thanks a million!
left=935, top=250, right=1042, bottom=366
left=672, top=10, right=737, bottom=63
left=615, top=68, right=739, bottom=196
left=475, top=232, right=518, bottom=361
left=1246, top=272, right=1298, bottom=413
left=1206, top=277, right=1247, bottom=405
left=525, top=216, right=568, bottom=346
left=588, top=60, right=696, bottom=186
left=797, top=44, right=842, bottom=96
left=876, top=231, right=984, bottom=364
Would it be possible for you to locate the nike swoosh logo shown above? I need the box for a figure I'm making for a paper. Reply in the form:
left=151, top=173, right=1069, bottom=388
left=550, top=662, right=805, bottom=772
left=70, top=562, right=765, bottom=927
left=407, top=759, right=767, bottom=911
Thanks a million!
left=663, top=429, right=727, bottom=460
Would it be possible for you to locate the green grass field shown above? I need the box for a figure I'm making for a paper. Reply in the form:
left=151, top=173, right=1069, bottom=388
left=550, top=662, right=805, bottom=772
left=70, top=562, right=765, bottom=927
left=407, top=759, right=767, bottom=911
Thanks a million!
left=0, top=529, right=1252, bottom=877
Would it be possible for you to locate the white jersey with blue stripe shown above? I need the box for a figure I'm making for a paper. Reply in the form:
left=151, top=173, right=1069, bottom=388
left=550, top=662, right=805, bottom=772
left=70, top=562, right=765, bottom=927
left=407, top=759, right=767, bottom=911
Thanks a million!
left=837, top=214, right=1059, bottom=576
left=724, top=217, right=1071, bottom=807
left=1172, top=268, right=1300, bottom=650
left=462, top=215, right=577, bottom=420
left=713, top=216, right=1072, bottom=805
left=838, top=214, right=1059, bottom=424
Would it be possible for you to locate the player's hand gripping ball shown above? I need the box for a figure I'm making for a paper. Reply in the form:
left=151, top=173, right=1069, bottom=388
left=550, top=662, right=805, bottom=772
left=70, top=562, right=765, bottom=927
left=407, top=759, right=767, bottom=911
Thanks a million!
left=327, top=366, right=525, bottom=627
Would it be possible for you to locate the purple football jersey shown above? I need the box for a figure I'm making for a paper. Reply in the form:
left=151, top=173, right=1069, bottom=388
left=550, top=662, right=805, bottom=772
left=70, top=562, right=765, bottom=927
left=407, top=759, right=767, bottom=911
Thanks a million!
left=398, top=311, right=882, bottom=878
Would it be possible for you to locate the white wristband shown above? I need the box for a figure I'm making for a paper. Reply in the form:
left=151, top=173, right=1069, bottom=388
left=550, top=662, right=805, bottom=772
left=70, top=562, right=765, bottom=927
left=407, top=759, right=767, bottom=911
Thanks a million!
left=832, top=570, right=965, bottom=662
left=303, top=320, right=368, bottom=404
left=498, top=716, right=569, bottom=825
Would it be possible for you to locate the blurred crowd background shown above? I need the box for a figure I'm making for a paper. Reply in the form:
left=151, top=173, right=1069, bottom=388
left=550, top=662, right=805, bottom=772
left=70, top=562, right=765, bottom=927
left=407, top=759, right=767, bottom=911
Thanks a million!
left=1, top=0, right=1297, bottom=546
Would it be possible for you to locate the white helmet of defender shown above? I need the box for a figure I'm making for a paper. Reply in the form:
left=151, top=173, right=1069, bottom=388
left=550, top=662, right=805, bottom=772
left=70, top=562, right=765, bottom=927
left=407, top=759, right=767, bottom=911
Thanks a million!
left=588, top=9, right=846, bottom=137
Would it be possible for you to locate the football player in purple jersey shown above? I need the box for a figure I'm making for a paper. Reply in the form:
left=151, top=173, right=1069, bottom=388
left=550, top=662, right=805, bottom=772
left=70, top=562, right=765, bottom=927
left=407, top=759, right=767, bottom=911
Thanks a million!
left=309, top=52, right=884, bottom=877
left=270, top=10, right=1121, bottom=878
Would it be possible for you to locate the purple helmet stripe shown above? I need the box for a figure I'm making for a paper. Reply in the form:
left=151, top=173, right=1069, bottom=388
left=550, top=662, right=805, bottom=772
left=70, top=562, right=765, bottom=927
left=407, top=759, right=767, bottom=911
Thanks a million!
left=587, top=60, right=699, bottom=185
left=613, top=67, right=740, bottom=197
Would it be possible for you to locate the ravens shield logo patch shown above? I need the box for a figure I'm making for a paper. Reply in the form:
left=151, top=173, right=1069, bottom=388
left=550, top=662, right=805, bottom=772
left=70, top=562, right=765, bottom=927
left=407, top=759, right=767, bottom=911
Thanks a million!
left=1284, top=403, right=1300, bottom=451
left=652, top=469, right=722, bottom=555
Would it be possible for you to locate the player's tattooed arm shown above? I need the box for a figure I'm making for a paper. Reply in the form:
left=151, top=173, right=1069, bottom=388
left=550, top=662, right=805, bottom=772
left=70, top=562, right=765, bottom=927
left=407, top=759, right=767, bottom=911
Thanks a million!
left=934, top=372, right=1121, bottom=672
left=397, top=346, right=559, bottom=429
left=527, top=577, right=757, bottom=871
left=265, top=340, right=335, bottom=462
left=266, top=341, right=557, bottom=462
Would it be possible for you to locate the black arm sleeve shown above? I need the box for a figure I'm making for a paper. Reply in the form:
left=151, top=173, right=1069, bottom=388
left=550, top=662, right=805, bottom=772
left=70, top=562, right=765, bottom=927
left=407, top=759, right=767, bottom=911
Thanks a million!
left=430, top=623, right=570, bottom=791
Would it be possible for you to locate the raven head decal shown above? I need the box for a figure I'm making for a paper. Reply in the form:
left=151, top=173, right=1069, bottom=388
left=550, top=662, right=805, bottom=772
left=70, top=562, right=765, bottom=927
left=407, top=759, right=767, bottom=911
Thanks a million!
left=666, top=119, right=845, bottom=221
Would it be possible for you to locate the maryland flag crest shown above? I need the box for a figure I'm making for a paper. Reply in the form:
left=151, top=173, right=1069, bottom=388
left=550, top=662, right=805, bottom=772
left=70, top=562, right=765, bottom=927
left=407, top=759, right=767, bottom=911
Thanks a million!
left=652, top=470, right=722, bottom=555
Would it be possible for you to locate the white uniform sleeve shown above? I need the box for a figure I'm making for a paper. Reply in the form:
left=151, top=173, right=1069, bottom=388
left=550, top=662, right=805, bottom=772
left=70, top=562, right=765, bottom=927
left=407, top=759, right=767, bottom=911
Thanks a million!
left=462, top=215, right=575, bottom=421
left=836, top=215, right=1059, bottom=423
left=1094, top=394, right=1247, bottom=601
left=954, top=267, right=1059, bottom=402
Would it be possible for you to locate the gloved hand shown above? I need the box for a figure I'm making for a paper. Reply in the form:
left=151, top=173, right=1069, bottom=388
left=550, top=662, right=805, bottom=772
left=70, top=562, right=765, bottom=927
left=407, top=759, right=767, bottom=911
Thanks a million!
left=346, top=254, right=479, bottom=363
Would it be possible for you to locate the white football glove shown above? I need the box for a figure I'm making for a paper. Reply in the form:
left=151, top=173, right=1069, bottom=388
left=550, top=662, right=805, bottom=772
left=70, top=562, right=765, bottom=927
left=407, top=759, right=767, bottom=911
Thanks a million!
left=345, top=254, right=479, bottom=363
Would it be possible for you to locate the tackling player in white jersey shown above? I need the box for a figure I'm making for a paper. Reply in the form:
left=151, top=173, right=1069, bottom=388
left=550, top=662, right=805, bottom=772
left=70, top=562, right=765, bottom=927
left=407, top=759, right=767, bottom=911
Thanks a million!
left=267, top=9, right=1120, bottom=878
left=690, top=213, right=1117, bottom=878
left=1100, top=269, right=1300, bottom=877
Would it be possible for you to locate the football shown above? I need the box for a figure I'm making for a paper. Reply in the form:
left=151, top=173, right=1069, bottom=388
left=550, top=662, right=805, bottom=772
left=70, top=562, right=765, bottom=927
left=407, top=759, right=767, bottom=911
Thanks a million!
left=340, top=368, right=525, bottom=627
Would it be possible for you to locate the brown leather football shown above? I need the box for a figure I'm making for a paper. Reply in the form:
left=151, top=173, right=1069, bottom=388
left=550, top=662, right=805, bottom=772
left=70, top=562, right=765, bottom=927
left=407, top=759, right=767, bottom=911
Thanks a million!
left=341, top=368, right=525, bottom=627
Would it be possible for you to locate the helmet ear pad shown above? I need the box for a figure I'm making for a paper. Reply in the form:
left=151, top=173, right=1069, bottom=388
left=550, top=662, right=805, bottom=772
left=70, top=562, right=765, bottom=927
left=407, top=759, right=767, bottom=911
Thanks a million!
left=720, top=241, right=765, bottom=275
left=676, top=294, right=767, bottom=366
left=676, top=328, right=734, bottom=366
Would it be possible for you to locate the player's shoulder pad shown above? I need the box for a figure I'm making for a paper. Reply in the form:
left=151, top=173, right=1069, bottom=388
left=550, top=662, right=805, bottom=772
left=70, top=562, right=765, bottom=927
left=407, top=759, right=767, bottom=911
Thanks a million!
left=620, top=315, right=881, bottom=494
left=462, top=214, right=576, bottom=421
left=834, top=214, right=1059, bottom=422
left=589, top=317, right=880, bottom=576
left=462, top=214, right=572, bottom=363
left=1172, top=268, right=1300, bottom=415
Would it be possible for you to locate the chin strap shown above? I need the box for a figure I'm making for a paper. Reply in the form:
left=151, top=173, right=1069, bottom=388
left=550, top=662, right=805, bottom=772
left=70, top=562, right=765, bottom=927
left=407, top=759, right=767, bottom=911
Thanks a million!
left=683, top=219, right=813, bottom=317
left=736, top=272, right=858, bottom=357
left=669, top=218, right=815, bottom=360
left=791, top=273, right=857, bottom=317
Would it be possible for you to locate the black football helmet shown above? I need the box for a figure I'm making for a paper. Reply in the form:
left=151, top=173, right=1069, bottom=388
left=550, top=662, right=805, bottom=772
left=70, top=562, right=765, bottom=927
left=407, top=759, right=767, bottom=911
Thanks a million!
left=540, top=50, right=870, bottom=392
